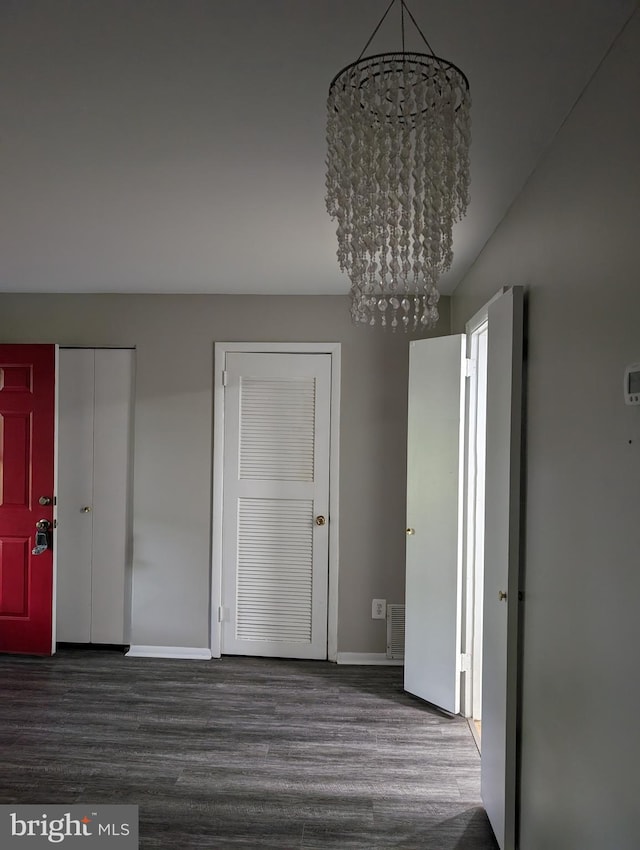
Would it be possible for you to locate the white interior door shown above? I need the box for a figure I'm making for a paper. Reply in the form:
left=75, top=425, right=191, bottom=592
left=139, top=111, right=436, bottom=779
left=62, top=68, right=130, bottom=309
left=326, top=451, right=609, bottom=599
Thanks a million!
left=90, top=350, right=134, bottom=644
left=221, top=352, right=331, bottom=659
left=404, top=335, right=466, bottom=713
left=481, top=287, right=524, bottom=850
left=56, top=348, right=134, bottom=645
left=56, top=349, right=94, bottom=642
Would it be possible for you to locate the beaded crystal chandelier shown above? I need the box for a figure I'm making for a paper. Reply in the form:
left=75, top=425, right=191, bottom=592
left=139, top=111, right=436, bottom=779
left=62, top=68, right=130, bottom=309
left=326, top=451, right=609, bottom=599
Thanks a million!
left=326, top=0, right=471, bottom=330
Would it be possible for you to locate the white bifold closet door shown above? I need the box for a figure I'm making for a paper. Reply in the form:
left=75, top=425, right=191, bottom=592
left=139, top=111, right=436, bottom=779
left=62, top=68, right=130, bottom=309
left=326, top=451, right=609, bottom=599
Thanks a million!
left=56, top=348, right=134, bottom=645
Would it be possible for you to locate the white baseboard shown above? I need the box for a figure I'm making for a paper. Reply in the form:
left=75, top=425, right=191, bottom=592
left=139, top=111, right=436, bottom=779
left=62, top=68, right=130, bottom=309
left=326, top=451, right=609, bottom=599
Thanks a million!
left=336, top=652, right=404, bottom=666
left=125, top=645, right=212, bottom=660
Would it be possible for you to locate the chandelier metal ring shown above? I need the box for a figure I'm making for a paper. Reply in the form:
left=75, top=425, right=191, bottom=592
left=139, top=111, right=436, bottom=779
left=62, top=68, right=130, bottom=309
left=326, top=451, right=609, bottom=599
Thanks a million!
left=329, top=52, right=470, bottom=104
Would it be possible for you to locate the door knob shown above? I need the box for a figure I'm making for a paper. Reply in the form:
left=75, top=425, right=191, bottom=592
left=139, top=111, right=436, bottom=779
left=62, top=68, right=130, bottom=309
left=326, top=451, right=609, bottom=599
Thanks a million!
left=406, top=528, right=415, bottom=535
left=498, top=590, right=507, bottom=601
left=81, top=506, right=92, bottom=513
left=315, top=515, right=326, bottom=526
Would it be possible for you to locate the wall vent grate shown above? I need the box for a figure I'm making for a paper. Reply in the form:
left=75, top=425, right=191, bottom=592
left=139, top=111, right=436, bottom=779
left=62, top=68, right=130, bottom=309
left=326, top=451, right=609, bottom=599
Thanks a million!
left=386, top=603, right=405, bottom=660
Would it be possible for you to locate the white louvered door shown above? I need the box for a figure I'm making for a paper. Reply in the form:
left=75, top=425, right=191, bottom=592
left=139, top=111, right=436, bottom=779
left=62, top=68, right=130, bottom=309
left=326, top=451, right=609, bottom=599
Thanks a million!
left=221, top=353, right=331, bottom=659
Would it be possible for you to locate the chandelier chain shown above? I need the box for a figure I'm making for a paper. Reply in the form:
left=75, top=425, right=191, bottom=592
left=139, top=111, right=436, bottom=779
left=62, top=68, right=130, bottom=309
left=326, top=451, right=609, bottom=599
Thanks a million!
left=356, top=0, right=396, bottom=62
left=357, top=0, right=437, bottom=63
left=401, top=1, right=436, bottom=57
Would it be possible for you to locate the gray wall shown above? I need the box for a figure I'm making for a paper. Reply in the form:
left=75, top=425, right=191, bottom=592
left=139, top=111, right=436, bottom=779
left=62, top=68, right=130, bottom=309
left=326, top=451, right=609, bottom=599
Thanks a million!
left=452, top=10, right=640, bottom=850
left=0, top=294, right=449, bottom=653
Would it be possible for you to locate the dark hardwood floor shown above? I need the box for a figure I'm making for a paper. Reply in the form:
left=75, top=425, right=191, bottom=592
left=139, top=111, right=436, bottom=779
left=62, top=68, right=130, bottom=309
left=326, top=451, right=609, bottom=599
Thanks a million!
left=0, top=649, right=498, bottom=849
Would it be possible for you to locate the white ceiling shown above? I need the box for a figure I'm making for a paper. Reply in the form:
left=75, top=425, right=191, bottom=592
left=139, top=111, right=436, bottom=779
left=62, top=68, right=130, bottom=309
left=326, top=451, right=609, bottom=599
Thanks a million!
left=1, top=0, right=635, bottom=295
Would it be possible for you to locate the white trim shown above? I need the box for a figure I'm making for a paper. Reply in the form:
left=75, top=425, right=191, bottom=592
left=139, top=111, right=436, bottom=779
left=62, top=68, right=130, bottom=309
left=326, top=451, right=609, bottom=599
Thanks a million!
left=465, top=286, right=508, bottom=336
left=211, top=342, right=341, bottom=662
left=336, top=652, right=404, bottom=666
left=327, top=347, right=341, bottom=663
left=125, top=645, right=213, bottom=660
left=462, top=329, right=475, bottom=719
left=462, top=322, right=490, bottom=720
left=461, top=286, right=505, bottom=716
left=211, top=350, right=226, bottom=659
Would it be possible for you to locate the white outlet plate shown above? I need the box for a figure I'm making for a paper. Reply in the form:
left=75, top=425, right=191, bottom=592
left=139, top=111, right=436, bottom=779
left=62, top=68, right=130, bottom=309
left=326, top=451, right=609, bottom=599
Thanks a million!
left=372, top=599, right=386, bottom=619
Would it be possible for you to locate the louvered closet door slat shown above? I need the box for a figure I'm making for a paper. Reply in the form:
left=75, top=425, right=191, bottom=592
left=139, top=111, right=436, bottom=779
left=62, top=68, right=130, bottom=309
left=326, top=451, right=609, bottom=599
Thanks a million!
left=236, top=498, right=313, bottom=642
left=221, top=352, right=332, bottom=659
left=240, top=378, right=316, bottom=482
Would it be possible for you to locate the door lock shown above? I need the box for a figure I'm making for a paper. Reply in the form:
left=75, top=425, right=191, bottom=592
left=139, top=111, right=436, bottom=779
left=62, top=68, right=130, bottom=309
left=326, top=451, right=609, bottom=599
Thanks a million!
left=32, top=519, right=52, bottom=556
left=38, top=496, right=52, bottom=506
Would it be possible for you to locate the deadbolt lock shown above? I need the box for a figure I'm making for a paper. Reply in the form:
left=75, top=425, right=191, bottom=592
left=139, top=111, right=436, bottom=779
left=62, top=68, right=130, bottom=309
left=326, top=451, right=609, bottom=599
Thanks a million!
left=33, top=519, right=52, bottom=556
left=315, top=515, right=326, bottom=526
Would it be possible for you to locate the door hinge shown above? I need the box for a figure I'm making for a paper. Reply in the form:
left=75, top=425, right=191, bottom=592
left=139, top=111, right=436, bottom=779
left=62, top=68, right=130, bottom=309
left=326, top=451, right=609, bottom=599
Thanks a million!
left=465, top=358, right=476, bottom=378
left=459, top=652, right=471, bottom=673
left=217, top=606, right=228, bottom=622
left=222, top=370, right=228, bottom=387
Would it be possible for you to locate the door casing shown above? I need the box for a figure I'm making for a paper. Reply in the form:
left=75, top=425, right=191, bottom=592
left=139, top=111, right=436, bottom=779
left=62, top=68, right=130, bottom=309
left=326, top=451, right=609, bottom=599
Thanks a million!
left=211, top=342, right=341, bottom=660
left=462, top=311, right=490, bottom=722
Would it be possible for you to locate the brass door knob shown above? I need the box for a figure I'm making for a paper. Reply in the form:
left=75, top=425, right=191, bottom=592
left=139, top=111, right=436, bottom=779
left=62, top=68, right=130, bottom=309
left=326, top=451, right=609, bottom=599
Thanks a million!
left=406, top=528, right=415, bottom=535
left=315, top=515, right=326, bottom=526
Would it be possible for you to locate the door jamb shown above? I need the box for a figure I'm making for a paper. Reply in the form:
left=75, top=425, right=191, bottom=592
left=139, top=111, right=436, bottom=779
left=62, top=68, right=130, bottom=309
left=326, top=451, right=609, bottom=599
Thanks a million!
left=462, top=319, right=488, bottom=721
left=210, top=342, right=341, bottom=660
left=461, top=287, right=508, bottom=713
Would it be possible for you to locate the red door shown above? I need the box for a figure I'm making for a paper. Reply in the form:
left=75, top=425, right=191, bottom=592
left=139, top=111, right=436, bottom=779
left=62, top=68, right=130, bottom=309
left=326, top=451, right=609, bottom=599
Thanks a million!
left=0, top=344, right=56, bottom=655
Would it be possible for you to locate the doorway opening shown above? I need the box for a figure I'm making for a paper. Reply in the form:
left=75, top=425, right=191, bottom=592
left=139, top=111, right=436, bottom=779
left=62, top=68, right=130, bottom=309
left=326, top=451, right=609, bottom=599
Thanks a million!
left=403, top=287, right=523, bottom=847
left=464, top=319, right=489, bottom=747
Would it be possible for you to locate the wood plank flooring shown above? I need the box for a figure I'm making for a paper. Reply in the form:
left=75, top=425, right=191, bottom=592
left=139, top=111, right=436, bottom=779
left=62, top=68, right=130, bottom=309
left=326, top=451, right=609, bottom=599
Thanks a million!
left=0, top=649, right=498, bottom=849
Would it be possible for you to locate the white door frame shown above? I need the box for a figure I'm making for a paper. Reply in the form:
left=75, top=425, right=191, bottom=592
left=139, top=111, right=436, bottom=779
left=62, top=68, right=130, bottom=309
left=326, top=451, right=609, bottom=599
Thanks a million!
left=462, top=287, right=508, bottom=718
left=211, top=342, right=341, bottom=660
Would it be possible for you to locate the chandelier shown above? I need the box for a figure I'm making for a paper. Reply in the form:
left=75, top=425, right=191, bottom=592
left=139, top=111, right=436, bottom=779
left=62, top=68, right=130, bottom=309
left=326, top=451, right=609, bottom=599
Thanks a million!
left=326, top=0, right=471, bottom=331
